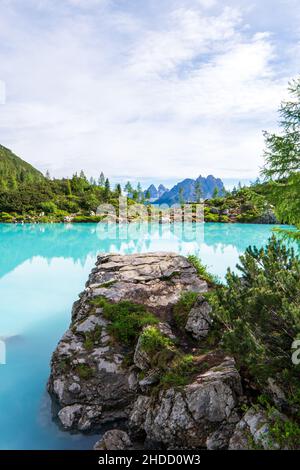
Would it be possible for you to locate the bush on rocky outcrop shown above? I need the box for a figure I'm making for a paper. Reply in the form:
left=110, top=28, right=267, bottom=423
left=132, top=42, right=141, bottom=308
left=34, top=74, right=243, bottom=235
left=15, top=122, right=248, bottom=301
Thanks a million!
left=90, top=297, right=158, bottom=345
left=209, top=236, right=300, bottom=396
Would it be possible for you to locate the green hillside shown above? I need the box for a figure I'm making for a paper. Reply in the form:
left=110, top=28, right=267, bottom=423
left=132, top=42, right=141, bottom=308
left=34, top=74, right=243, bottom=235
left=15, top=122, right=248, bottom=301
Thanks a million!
left=0, top=144, right=44, bottom=189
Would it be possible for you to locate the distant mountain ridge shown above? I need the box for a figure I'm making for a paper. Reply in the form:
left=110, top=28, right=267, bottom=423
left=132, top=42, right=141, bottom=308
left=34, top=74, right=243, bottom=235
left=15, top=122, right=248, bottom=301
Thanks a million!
left=144, top=183, right=169, bottom=201
left=156, top=175, right=225, bottom=204
left=0, top=145, right=44, bottom=189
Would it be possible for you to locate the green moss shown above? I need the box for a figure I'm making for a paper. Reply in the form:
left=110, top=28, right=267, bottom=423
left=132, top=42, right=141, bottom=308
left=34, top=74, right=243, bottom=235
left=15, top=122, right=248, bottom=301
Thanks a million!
left=57, top=358, right=71, bottom=373
left=98, top=280, right=117, bottom=288
left=187, top=255, right=219, bottom=286
left=173, top=291, right=199, bottom=328
left=90, top=297, right=158, bottom=346
left=75, top=364, right=95, bottom=380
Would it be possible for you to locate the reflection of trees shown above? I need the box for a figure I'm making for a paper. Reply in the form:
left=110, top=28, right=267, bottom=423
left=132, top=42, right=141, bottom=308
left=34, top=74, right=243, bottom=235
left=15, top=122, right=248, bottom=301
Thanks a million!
left=0, top=222, right=283, bottom=279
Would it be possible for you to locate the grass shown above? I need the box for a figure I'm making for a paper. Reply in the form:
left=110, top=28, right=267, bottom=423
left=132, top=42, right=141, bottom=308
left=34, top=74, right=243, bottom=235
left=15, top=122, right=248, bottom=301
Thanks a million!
left=90, top=297, right=158, bottom=346
left=83, top=325, right=102, bottom=351
left=140, top=326, right=174, bottom=354
left=98, top=280, right=117, bottom=288
left=75, top=364, right=95, bottom=380
left=160, top=354, right=197, bottom=387
left=173, top=291, right=199, bottom=328
left=187, top=254, right=219, bottom=286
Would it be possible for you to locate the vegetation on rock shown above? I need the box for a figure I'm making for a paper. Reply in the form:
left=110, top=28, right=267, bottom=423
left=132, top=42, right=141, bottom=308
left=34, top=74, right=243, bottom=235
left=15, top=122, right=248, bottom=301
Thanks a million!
left=90, top=297, right=158, bottom=345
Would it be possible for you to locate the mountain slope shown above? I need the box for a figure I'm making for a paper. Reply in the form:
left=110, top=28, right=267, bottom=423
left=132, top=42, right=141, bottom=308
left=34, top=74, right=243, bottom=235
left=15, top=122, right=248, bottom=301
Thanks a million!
left=156, top=175, right=225, bottom=204
left=0, top=145, right=44, bottom=189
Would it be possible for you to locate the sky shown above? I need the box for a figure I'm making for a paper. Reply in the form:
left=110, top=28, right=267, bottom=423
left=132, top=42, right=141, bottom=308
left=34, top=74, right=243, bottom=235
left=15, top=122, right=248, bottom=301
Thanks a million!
left=0, top=0, right=299, bottom=189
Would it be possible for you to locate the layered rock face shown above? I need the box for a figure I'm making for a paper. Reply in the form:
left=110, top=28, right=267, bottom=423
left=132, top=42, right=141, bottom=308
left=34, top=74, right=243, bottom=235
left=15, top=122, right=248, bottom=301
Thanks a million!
left=48, top=252, right=243, bottom=449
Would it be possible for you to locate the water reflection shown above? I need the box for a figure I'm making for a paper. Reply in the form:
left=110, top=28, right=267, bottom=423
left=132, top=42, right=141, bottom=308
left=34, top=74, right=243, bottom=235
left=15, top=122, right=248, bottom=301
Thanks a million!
left=0, top=222, right=289, bottom=280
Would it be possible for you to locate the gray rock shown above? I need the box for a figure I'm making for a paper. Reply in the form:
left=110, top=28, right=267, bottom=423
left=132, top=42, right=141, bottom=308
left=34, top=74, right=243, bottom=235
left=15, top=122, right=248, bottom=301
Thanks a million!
left=229, top=406, right=288, bottom=450
left=94, top=430, right=132, bottom=450
left=129, top=357, right=242, bottom=449
left=185, top=296, right=213, bottom=340
left=210, top=208, right=220, bottom=214
left=58, top=404, right=83, bottom=430
left=75, top=315, right=103, bottom=334
left=48, top=253, right=207, bottom=432
left=255, top=209, right=279, bottom=224
left=58, top=404, right=103, bottom=431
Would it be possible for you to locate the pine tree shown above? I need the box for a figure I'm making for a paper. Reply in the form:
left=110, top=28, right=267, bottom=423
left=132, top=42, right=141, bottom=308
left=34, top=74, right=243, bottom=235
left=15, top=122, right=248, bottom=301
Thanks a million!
left=179, top=187, right=184, bottom=205
left=45, top=170, right=51, bottom=180
left=263, top=78, right=300, bottom=232
left=98, top=172, right=105, bottom=187
left=124, top=181, right=133, bottom=196
left=79, top=170, right=87, bottom=181
left=104, top=178, right=111, bottom=201
left=115, top=183, right=122, bottom=196
left=212, top=187, right=219, bottom=199
left=194, top=181, right=203, bottom=203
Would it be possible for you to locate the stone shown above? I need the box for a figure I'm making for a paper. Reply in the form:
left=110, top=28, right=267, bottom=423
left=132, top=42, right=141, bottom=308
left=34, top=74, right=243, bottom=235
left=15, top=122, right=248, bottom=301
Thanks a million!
left=210, top=208, right=220, bottom=214
left=94, top=430, right=132, bottom=450
left=75, top=315, right=103, bottom=334
left=48, top=253, right=208, bottom=432
left=229, top=406, right=289, bottom=450
left=129, top=357, right=242, bottom=449
left=58, top=404, right=83, bottom=430
left=185, top=296, right=213, bottom=340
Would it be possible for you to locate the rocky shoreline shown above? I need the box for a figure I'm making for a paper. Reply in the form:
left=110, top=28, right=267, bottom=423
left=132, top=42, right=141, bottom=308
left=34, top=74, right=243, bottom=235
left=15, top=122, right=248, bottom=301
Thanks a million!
left=48, top=252, right=294, bottom=450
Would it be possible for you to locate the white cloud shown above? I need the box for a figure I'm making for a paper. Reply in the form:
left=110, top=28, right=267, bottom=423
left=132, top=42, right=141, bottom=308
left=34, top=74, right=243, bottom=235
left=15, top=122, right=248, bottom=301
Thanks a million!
left=0, top=0, right=298, bottom=182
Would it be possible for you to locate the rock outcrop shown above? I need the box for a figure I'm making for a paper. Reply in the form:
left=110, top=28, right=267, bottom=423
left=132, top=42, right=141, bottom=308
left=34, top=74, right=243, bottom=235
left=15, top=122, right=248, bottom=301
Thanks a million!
left=48, top=253, right=208, bottom=433
left=229, top=407, right=286, bottom=450
left=49, top=251, right=294, bottom=450
left=94, top=430, right=132, bottom=450
left=129, top=357, right=242, bottom=449
left=185, top=296, right=213, bottom=340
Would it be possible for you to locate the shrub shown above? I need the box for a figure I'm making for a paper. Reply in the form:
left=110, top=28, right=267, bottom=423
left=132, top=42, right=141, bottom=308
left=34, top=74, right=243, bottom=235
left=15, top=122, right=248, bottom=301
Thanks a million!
left=187, top=255, right=219, bottom=286
left=83, top=325, right=102, bottom=350
left=209, top=236, right=300, bottom=391
left=140, top=326, right=174, bottom=354
left=75, top=364, right=95, bottom=380
left=40, top=201, right=58, bottom=214
left=90, top=297, right=158, bottom=345
left=160, top=354, right=197, bottom=387
left=173, top=291, right=199, bottom=328
left=0, top=212, right=14, bottom=222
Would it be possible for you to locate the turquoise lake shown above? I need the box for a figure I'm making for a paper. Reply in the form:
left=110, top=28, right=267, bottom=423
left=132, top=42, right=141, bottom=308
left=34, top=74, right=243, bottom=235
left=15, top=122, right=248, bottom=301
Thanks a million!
left=0, top=222, right=291, bottom=449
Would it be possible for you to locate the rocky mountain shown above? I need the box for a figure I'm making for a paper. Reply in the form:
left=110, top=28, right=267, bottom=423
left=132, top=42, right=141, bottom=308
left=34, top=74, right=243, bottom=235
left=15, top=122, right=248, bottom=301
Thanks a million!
left=0, top=144, right=44, bottom=189
left=157, top=175, right=225, bottom=204
left=144, top=183, right=169, bottom=201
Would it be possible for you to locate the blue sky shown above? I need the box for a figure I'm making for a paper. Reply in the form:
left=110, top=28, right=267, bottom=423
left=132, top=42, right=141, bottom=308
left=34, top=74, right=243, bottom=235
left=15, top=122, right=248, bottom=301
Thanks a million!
left=0, top=0, right=299, bottom=188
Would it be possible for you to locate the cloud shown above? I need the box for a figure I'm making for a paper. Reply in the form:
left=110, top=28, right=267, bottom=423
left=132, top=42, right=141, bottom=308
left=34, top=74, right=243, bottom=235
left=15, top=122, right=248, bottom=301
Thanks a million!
left=0, top=0, right=298, bottom=183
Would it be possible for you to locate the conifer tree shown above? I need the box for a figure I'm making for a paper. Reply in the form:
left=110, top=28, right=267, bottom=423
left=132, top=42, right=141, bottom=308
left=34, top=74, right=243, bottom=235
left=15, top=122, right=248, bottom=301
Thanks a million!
left=263, top=78, right=300, bottom=232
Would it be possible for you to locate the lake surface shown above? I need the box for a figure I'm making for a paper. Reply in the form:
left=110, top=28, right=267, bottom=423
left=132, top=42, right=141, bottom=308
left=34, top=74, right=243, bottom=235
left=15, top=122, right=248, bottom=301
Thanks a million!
left=0, top=222, right=291, bottom=449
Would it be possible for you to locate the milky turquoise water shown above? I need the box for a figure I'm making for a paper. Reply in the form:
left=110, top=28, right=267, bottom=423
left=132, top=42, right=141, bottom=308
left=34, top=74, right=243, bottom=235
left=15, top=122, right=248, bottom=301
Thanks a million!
left=0, top=222, right=292, bottom=449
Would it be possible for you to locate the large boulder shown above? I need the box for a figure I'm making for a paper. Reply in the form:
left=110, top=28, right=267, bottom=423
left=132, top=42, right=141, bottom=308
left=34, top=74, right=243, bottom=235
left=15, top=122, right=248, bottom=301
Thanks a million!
left=48, top=253, right=207, bottom=431
left=129, top=357, right=242, bottom=449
